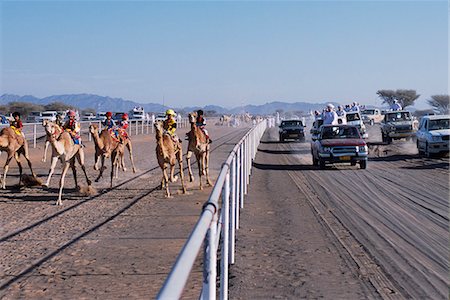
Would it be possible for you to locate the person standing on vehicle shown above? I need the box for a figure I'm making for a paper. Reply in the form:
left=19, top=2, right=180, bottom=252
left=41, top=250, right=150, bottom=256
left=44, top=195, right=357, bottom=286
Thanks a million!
left=390, top=100, right=402, bottom=111
left=351, top=102, right=360, bottom=112
left=323, top=104, right=338, bottom=125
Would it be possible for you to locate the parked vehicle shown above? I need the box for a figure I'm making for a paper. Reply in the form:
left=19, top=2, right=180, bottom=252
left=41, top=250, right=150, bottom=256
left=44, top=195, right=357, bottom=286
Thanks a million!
left=26, top=111, right=43, bottom=123
left=155, top=113, right=167, bottom=122
left=310, top=118, right=324, bottom=141
left=96, top=112, right=107, bottom=121
left=380, top=110, right=418, bottom=144
left=0, top=115, right=9, bottom=125
left=279, top=119, right=305, bottom=142
left=81, top=112, right=96, bottom=121
left=131, top=106, right=146, bottom=120
left=311, top=124, right=368, bottom=169
left=346, top=111, right=368, bottom=138
left=37, top=111, right=58, bottom=122
left=361, top=108, right=384, bottom=125
left=416, top=115, right=450, bottom=157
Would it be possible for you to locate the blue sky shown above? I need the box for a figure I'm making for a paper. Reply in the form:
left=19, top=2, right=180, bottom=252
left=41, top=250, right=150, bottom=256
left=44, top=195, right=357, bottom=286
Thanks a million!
left=0, top=1, right=448, bottom=109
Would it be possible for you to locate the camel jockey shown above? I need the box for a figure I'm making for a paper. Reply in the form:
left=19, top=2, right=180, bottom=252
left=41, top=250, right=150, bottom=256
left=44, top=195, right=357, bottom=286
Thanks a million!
left=118, top=113, right=129, bottom=142
left=63, top=110, right=81, bottom=145
left=55, top=113, right=64, bottom=127
left=102, top=112, right=116, bottom=129
left=196, top=110, right=212, bottom=143
left=163, top=109, right=182, bottom=144
left=10, top=112, right=25, bottom=138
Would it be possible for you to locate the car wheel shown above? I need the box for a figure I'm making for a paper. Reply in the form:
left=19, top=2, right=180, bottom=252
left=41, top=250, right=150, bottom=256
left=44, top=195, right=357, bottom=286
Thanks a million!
left=360, top=160, right=367, bottom=169
left=312, top=156, right=318, bottom=166
left=386, top=136, right=392, bottom=144
left=319, top=159, right=326, bottom=169
left=370, top=119, right=374, bottom=126
left=425, top=142, right=431, bottom=158
left=279, top=135, right=284, bottom=142
left=417, top=140, right=424, bottom=155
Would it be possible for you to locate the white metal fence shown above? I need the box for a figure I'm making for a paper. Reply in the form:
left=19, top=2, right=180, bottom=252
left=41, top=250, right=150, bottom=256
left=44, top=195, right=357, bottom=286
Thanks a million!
left=157, top=118, right=275, bottom=300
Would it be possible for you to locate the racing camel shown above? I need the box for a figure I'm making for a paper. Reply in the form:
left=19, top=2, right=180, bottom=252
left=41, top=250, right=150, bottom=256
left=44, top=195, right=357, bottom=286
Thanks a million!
left=154, top=121, right=186, bottom=197
left=186, top=112, right=212, bottom=190
left=42, top=120, right=63, bottom=162
left=0, top=127, right=38, bottom=189
left=43, top=121, right=92, bottom=205
left=89, top=124, right=126, bottom=188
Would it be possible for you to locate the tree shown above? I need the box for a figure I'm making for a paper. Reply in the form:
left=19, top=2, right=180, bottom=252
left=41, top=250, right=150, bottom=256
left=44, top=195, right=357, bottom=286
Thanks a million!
left=377, top=89, right=420, bottom=108
left=81, top=108, right=96, bottom=115
left=44, top=102, right=75, bottom=112
left=427, top=95, right=449, bottom=114
left=8, top=102, right=44, bottom=118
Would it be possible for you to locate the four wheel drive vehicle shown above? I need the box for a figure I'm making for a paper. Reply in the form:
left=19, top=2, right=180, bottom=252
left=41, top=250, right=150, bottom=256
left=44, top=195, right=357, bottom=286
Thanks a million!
left=361, top=108, right=384, bottom=125
left=310, top=118, right=324, bottom=141
left=279, top=119, right=305, bottom=142
left=416, top=115, right=450, bottom=157
left=345, top=111, right=368, bottom=138
left=155, top=113, right=167, bottom=122
left=380, top=110, right=418, bottom=144
left=96, top=112, right=107, bottom=121
left=311, top=124, right=368, bottom=169
left=26, top=111, right=43, bottom=123
left=82, top=113, right=96, bottom=121
left=36, top=111, right=58, bottom=123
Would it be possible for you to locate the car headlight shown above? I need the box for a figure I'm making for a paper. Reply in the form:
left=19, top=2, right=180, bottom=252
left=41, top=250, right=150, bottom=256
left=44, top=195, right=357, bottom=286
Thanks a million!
left=431, top=136, right=442, bottom=142
left=322, top=147, right=331, bottom=152
left=358, top=145, right=368, bottom=153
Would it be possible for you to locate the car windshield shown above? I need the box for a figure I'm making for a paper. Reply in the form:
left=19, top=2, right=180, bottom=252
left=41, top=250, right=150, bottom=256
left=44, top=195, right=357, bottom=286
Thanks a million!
left=321, top=126, right=360, bottom=139
left=428, top=119, right=450, bottom=131
left=385, top=112, right=411, bottom=122
left=42, top=112, right=55, bottom=117
left=346, top=113, right=361, bottom=122
left=281, top=121, right=303, bottom=127
left=362, top=109, right=375, bottom=115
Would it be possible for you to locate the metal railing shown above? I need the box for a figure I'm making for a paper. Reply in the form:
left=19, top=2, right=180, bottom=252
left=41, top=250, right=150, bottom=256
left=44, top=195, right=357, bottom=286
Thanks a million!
left=157, top=118, right=275, bottom=300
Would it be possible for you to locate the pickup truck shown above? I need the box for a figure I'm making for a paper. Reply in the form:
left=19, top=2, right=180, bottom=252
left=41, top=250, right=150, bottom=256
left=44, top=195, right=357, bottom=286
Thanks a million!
left=311, top=124, right=368, bottom=169
left=361, top=108, right=384, bottom=125
left=310, top=118, right=324, bottom=141
left=346, top=111, right=368, bottom=139
left=279, top=119, right=305, bottom=142
left=380, top=110, right=418, bottom=144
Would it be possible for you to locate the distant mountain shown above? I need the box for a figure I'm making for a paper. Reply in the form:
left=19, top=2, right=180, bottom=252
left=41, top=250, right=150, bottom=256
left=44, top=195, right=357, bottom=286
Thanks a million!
left=0, top=93, right=338, bottom=115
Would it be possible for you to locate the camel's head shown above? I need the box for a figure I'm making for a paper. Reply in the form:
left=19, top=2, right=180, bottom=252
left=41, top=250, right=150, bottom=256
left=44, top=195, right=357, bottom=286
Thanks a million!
left=44, top=121, right=57, bottom=135
left=89, top=124, right=98, bottom=134
left=188, top=112, right=197, bottom=124
left=154, top=121, right=163, bottom=132
left=42, top=119, right=49, bottom=127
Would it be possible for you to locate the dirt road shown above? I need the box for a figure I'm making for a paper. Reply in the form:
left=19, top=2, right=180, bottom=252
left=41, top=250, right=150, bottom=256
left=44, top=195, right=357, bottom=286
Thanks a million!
left=0, top=123, right=250, bottom=299
left=230, top=125, right=448, bottom=299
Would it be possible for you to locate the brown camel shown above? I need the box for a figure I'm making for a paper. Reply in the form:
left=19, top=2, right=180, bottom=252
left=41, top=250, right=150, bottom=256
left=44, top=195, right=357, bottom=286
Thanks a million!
left=43, top=121, right=91, bottom=205
left=154, top=121, right=186, bottom=197
left=42, top=120, right=63, bottom=162
left=89, top=124, right=126, bottom=188
left=0, top=127, right=37, bottom=189
left=186, top=113, right=211, bottom=190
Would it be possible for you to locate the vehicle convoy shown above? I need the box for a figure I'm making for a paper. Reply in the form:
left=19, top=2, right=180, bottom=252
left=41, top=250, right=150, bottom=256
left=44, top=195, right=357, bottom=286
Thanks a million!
left=346, top=111, right=368, bottom=138
left=310, top=118, right=324, bottom=141
left=361, top=108, right=384, bottom=125
left=416, top=115, right=450, bottom=157
left=311, top=124, right=368, bottom=169
left=279, top=119, right=305, bottom=142
left=381, top=110, right=418, bottom=144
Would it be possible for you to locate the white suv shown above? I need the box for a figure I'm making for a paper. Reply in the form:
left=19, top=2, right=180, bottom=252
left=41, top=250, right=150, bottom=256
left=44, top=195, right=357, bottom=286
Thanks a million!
left=416, top=115, right=449, bottom=157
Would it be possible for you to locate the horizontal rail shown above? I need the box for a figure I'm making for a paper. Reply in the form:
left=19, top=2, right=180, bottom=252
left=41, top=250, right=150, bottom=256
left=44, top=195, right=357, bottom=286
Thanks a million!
left=157, top=117, right=274, bottom=300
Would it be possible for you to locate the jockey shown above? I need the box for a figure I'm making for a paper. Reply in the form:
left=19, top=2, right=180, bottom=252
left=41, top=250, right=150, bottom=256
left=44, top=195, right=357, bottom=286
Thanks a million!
left=102, top=112, right=116, bottom=129
left=63, top=110, right=81, bottom=145
left=196, top=109, right=212, bottom=143
left=118, top=113, right=129, bottom=142
left=10, top=112, right=25, bottom=138
left=163, top=109, right=182, bottom=144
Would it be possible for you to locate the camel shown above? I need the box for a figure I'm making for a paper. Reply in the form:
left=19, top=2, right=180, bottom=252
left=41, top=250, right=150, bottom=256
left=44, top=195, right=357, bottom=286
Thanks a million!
left=0, top=127, right=37, bottom=189
left=89, top=124, right=127, bottom=188
left=154, top=121, right=186, bottom=197
left=42, top=120, right=63, bottom=162
left=186, top=113, right=212, bottom=190
left=43, top=121, right=91, bottom=205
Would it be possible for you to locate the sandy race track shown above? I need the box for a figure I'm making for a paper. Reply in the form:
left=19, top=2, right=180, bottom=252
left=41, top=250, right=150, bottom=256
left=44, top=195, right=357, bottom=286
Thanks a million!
left=230, top=124, right=448, bottom=299
left=0, top=123, right=250, bottom=299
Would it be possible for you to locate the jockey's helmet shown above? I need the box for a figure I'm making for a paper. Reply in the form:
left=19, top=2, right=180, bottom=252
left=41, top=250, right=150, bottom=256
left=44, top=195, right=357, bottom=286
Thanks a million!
left=166, top=109, right=176, bottom=116
left=106, top=111, right=113, bottom=117
left=68, top=110, right=76, bottom=117
left=12, top=112, right=21, bottom=118
left=122, top=113, right=128, bottom=119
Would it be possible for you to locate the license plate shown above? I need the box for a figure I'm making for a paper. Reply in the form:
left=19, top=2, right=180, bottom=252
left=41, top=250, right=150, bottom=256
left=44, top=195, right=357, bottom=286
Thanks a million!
left=340, top=156, right=351, bottom=161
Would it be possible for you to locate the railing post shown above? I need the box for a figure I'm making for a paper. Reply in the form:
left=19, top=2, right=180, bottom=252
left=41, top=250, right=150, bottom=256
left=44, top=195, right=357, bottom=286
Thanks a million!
left=240, top=144, right=245, bottom=208
left=236, top=149, right=241, bottom=227
left=88, top=122, right=92, bottom=142
left=33, top=124, right=37, bottom=148
left=230, top=156, right=236, bottom=264
left=202, top=212, right=218, bottom=300
left=220, top=171, right=230, bottom=300
left=135, top=120, right=138, bottom=136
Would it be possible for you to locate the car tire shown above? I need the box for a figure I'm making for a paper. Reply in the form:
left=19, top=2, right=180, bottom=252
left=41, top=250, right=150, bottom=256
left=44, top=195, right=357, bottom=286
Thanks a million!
left=417, top=140, right=424, bottom=155
left=370, top=119, right=374, bottom=126
left=386, top=136, right=392, bottom=144
left=425, top=142, right=431, bottom=158
left=312, top=156, right=318, bottom=166
left=360, top=160, right=367, bottom=169
left=319, top=159, right=326, bottom=169
left=279, top=135, right=284, bottom=143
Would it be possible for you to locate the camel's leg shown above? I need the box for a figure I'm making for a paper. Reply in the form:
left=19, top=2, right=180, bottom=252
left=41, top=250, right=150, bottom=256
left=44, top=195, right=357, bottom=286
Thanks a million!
left=76, top=151, right=92, bottom=186
left=205, top=150, right=212, bottom=186
left=177, top=150, right=186, bottom=194
left=42, top=140, right=50, bottom=162
left=23, top=143, right=37, bottom=178
left=70, top=158, right=79, bottom=190
left=162, top=164, right=170, bottom=197
left=197, top=154, right=203, bottom=190
left=169, top=157, right=178, bottom=183
left=95, top=155, right=106, bottom=182
left=14, top=153, right=24, bottom=187
left=93, top=151, right=100, bottom=171
left=56, top=162, right=71, bottom=206
left=110, top=152, right=117, bottom=188
left=126, top=141, right=136, bottom=173
left=44, top=156, right=59, bottom=187
left=1, top=154, right=14, bottom=189
left=186, top=151, right=194, bottom=182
